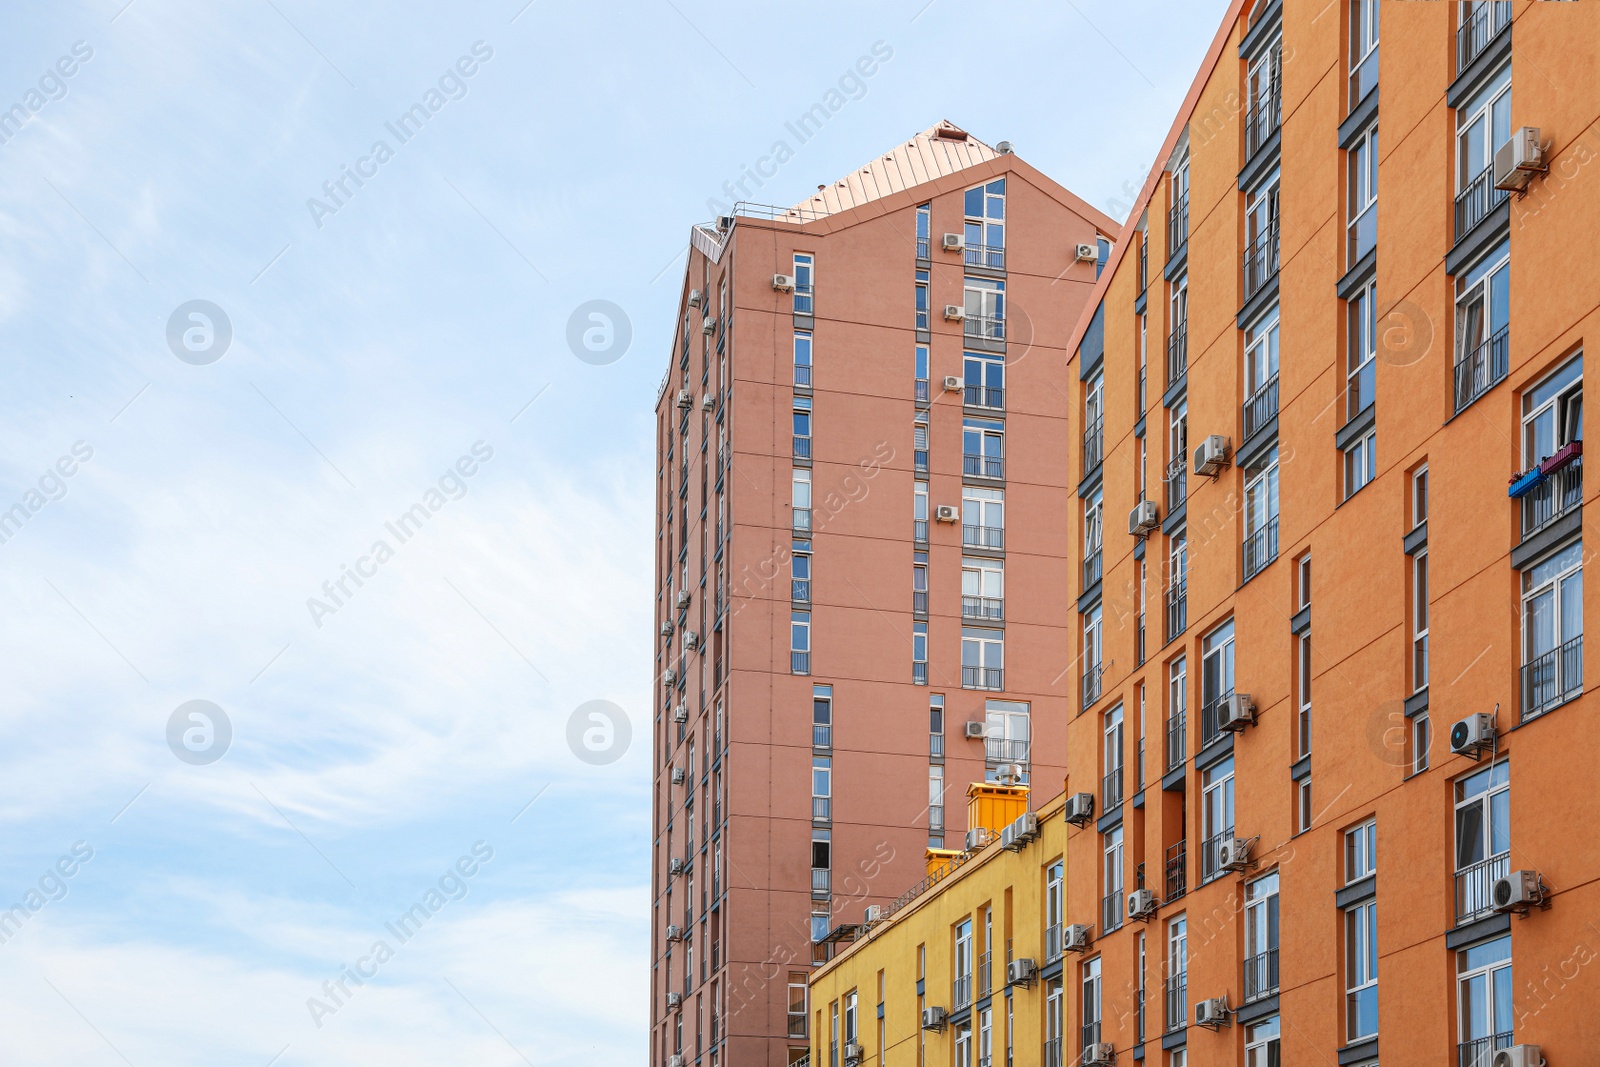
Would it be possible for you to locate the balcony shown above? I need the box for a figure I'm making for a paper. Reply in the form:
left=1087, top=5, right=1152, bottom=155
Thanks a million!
left=1045, top=922, right=1063, bottom=961
left=795, top=364, right=812, bottom=388
left=1243, top=517, right=1279, bottom=581
left=1044, top=1037, right=1064, bottom=1067
left=985, top=737, right=1030, bottom=764
left=1459, top=1033, right=1515, bottom=1067
left=793, top=579, right=811, bottom=603
left=954, top=974, right=974, bottom=1010
left=963, top=666, right=1004, bottom=691
left=1166, top=584, right=1188, bottom=643
left=961, top=595, right=1004, bottom=622
left=1243, top=949, right=1279, bottom=1002
left=963, top=525, right=1005, bottom=551
left=964, top=316, right=1006, bottom=343
left=1456, top=166, right=1511, bottom=241
left=1244, top=82, right=1281, bottom=160
left=1200, top=692, right=1235, bottom=748
left=1082, top=1020, right=1103, bottom=1051
left=913, top=661, right=928, bottom=685
left=964, top=454, right=1005, bottom=480
left=813, top=723, right=831, bottom=748
left=1083, top=417, right=1104, bottom=472
left=1102, top=767, right=1124, bottom=812
left=793, top=436, right=812, bottom=460
left=1167, top=323, right=1188, bottom=384
left=1520, top=455, right=1582, bottom=540
left=914, top=590, right=929, bottom=615
left=788, top=1012, right=808, bottom=1039
left=965, top=384, right=1005, bottom=410
left=1166, top=712, right=1187, bottom=772
left=1242, top=221, right=1280, bottom=303
left=1165, top=841, right=1187, bottom=902
left=1200, top=827, right=1234, bottom=884
left=1164, top=974, right=1187, bottom=1032
left=1168, top=197, right=1189, bottom=257
left=1522, top=635, right=1582, bottom=721
left=791, top=651, right=810, bottom=674
left=964, top=244, right=1006, bottom=271
left=1101, top=890, right=1124, bottom=934
left=1456, top=852, right=1510, bottom=924
left=1458, top=1, right=1512, bottom=73
left=1083, top=551, right=1102, bottom=590
left=1244, top=376, right=1279, bottom=440
left=1165, top=459, right=1188, bottom=513
left=1453, top=325, right=1510, bottom=412
left=812, top=797, right=831, bottom=822
left=811, top=868, right=831, bottom=896
left=1082, top=665, right=1103, bottom=708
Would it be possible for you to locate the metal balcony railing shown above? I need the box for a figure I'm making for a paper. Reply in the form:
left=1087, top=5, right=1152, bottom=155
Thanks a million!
left=915, top=378, right=929, bottom=403
left=793, top=436, right=812, bottom=460
left=1200, top=827, right=1234, bottom=884
left=812, top=797, right=831, bottom=821
left=793, top=579, right=811, bottom=603
left=1244, top=376, right=1279, bottom=439
left=964, top=454, right=1005, bottom=479
left=794, top=508, right=812, bottom=533
left=914, top=590, right=929, bottom=615
left=1044, top=1037, right=1064, bottom=1067
left=1456, top=166, right=1511, bottom=240
left=1082, top=1021, right=1103, bottom=1051
left=1458, top=1, right=1512, bottom=73
left=930, top=733, right=944, bottom=758
left=915, top=519, right=929, bottom=543
left=965, top=384, right=1005, bottom=410
left=1045, top=922, right=1063, bottom=961
left=1165, top=974, right=1187, bottom=1032
left=1101, top=890, right=1124, bottom=933
left=913, top=661, right=928, bottom=685
left=813, top=724, right=831, bottom=748
left=1168, top=197, right=1189, bottom=256
left=1084, top=417, right=1104, bottom=472
left=795, top=364, right=812, bottom=387
left=1166, top=585, right=1188, bottom=643
left=1102, top=767, right=1124, bottom=812
left=985, top=737, right=1029, bottom=764
left=978, top=950, right=992, bottom=997
left=916, top=236, right=930, bottom=260
left=1139, top=238, right=1149, bottom=293
left=1243, top=221, right=1280, bottom=302
left=965, top=244, right=1006, bottom=271
left=812, top=868, right=831, bottom=895
left=1243, top=949, right=1279, bottom=1002
left=793, top=284, right=814, bottom=315
left=1083, top=551, right=1102, bottom=590
left=964, top=666, right=1004, bottom=691
left=1522, top=635, right=1583, bottom=721
left=1521, top=456, right=1582, bottom=539
left=1453, top=325, right=1510, bottom=412
left=930, top=804, right=944, bottom=831
left=1167, top=713, right=1187, bottom=772
left=1200, top=692, right=1234, bottom=748
left=963, top=525, right=1005, bottom=550
left=1243, top=517, right=1279, bottom=580
left=1083, top=666, right=1103, bottom=708
left=1165, top=841, right=1187, bottom=902
left=964, top=315, right=1006, bottom=343
left=1167, top=324, right=1188, bottom=384
left=1245, top=81, right=1281, bottom=160
left=954, top=974, right=974, bottom=1009
left=792, top=651, right=811, bottom=674
left=1456, top=852, right=1510, bottom=923
left=962, top=595, right=1004, bottom=621
left=1459, top=1033, right=1515, bottom=1067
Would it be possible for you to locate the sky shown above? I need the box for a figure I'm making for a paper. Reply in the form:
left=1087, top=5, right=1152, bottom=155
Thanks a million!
left=0, top=0, right=1227, bottom=1062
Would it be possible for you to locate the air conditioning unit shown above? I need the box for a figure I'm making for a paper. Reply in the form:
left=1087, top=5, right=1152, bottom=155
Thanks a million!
left=717, top=215, right=735, bottom=231
left=672, top=704, right=688, bottom=724
left=1493, top=870, right=1547, bottom=913
left=964, top=827, right=992, bottom=851
left=944, top=305, right=966, bottom=321
left=701, top=318, right=716, bottom=336
left=1219, top=693, right=1256, bottom=731
left=1128, top=500, right=1160, bottom=538
left=1075, top=242, right=1099, bottom=262
left=676, top=590, right=692, bottom=609
left=934, top=504, right=959, bottom=523
left=1064, top=792, right=1095, bottom=827
left=1494, top=127, right=1545, bottom=192
left=773, top=274, right=796, bottom=291
left=663, top=668, right=677, bottom=686
left=1008, top=811, right=1039, bottom=847
left=1127, top=888, right=1159, bottom=921
left=1063, top=924, right=1092, bottom=952
left=864, top=905, right=885, bottom=924
left=1083, top=1042, right=1116, bottom=1067
left=701, top=393, right=715, bottom=411
left=668, top=1055, right=685, bottom=1067
left=687, top=289, right=703, bottom=308
left=665, top=923, right=683, bottom=941
left=843, top=1043, right=864, bottom=1066
left=1193, top=434, right=1231, bottom=476
left=660, top=621, right=675, bottom=637
left=668, top=858, right=685, bottom=876
left=684, top=630, right=700, bottom=651
left=942, top=233, right=965, bottom=251
left=1006, top=957, right=1037, bottom=987
left=676, top=389, right=692, bottom=409
left=921, top=1006, right=948, bottom=1031
left=1450, top=713, right=1496, bottom=756
left=1194, top=997, right=1230, bottom=1028
left=942, top=375, right=963, bottom=391
left=670, top=768, right=685, bottom=785
left=1219, top=837, right=1252, bottom=872
left=1492, top=1046, right=1542, bottom=1067
left=963, top=721, right=987, bottom=740
left=666, top=992, right=683, bottom=1010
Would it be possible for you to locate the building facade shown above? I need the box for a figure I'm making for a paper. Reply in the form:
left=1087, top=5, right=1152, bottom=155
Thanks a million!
left=652, top=124, right=1116, bottom=1067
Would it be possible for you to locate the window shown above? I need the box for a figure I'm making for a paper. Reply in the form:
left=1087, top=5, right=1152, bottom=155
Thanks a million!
left=1083, top=489, right=1104, bottom=588
left=813, top=685, right=832, bottom=748
left=962, top=486, right=1004, bottom=549
left=1046, top=860, right=1065, bottom=959
left=1345, top=820, right=1376, bottom=882
left=915, top=344, right=930, bottom=400
left=1454, top=761, right=1510, bottom=922
left=1350, top=0, right=1379, bottom=105
left=1345, top=430, right=1376, bottom=498
left=929, top=695, right=944, bottom=759
left=811, top=830, right=831, bottom=897
left=955, top=918, right=974, bottom=1008
left=1347, top=282, right=1377, bottom=419
left=1522, top=540, right=1583, bottom=718
left=1081, top=956, right=1103, bottom=1049
left=978, top=1006, right=992, bottom=1067
left=1520, top=357, right=1583, bottom=539
left=1296, top=778, right=1313, bottom=834
left=794, top=331, right=813, bottom=388
left=963, top=418, right=1005, bottom=480
left=1455, top=65, right=1512, bottom=236
left=793, top=470, right=812, bottom=531
left=914, top=481, right=930, bottom=543
left=964, top=178, right=1006, bottom=269
left=1165, top=916, right=1187, bottom=1032
left=1457, top=935, right=1514, bottom=1063
left=1201, top=757, right=1235, bottom=883
left=1244, top=1016, right=1280, bottom=1067
left=788, top=973, right=809, bottom=1039
left=1243, top=174, right=1280, bottom=298
left=912, top=550, right=929, bottom=613
left=1200, top=620, right=1236, bottom=745
left=812, top=756, right=831, bottom=821
left=1138, top=313, right=1149, bottom=415
left=1102, top=827, right=1124, bottom=933
left=1082, top=604, right=1103, bottom=707
left=791, top=611, right=811, bottom=674
left=1347, top=124, right=1379, bottom=265
left=1345, top=900, right=1379, bottom=1040
left=1169, top=156, right=1190, bottom=252
left=1166, top=657, right=1188, bottom=771
left=1454, top=241, right=1510, bottom=410
left=1412, top=466, right=1429, bottom=526
left=985, top=699, right=1031, bottom=773
left=1413, top=713, right=1431, bottom=775
left=843, top=989, right=858, bottom=1045
left=913, top=621, right=928, bottom=685
left=929, top=765, right=945, bottom=834
left=964, top=351, right=1004, bottom=410
left=916, top=202, right=931, bottom=259
left=962, top=628, right=1004, bottom=691
left=1045, top=978, right=1064, bottom=1064
left=1245, top=32, right=1282, bottom=158
left=793, top=396, right=813, bottom=460
left=1085, top=373, right=1105, bottom=471
left=1244, top=306, right=1280, bottom=436
left=1413, top=550, right=1429, bottom=691
left=793, top=254, right=814, bottom=315
left=830, top=1000, right=840, bottom=1067
left=964, top=277, right=1005, bottom=341
left=961, top=556, right=1004, bottom=621
left=1103, top=706, right=1124, bottom=810
left=915, top=268, right=930, bottom=331
left=1168, top=277, right=1189, bottom=382
left=1166, top=531, right=1188, bottom=640
left=1243, top=872, right=1280, bottom=1001
left=1244, top=449, right=1279, bottom=579
left=790, top=541, right=812, bottom=605
left=1166, top=400, right=1188, bottom=508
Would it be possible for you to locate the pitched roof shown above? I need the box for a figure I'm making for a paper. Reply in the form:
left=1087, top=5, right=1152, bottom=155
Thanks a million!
left=786, top=120, right=1002, bottom=219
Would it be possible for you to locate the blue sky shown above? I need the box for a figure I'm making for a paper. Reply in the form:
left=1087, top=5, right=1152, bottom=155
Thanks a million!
left=0, top=0, right=1226, bottom=1062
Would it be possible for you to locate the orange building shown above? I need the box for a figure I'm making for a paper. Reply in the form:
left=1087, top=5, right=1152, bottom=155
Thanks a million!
left=651, top=124, right=1116, bottom=1067
left=1058, top=2, right=1600, bottom=1066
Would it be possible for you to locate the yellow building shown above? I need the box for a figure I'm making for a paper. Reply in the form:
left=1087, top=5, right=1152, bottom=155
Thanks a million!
left=811, top=784, right=1120, bottom=1067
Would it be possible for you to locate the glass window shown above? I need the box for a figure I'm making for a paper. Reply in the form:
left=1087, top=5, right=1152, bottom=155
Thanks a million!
left=1522, top=357, right=1583, bottom=465
left=1457, top=935, right=1513, bottom=1056
left=1413, top=466, right=1430, bottom=526
left=1454, top=762, right=1511, bottom=919
left=1082, top=956, right=1102, bottom=1047
left=794, top=331, right=813, bottom=387
left=793, top=253, right=814, bottom=315
left=1201, top=757, right=1235, bottom=882
left=1347, top=125, right=1379, bottom=265
left=1522, top=540, right=1583, bottom=716
left=915, top=268, right=930, bottom=331
left=1455, top=241, right=1511, bottom=403
left=1345, top=820, right=1377, bottom=882
left=1201, top=621, right=1236, bottom=744
left=1457, top=65, right=1512, bottom=194
left=985, top=699, right=1030, bottom=774
left=1414, top=552, right=1430, bottom=691
left=1244, top=872, right=1280, bottom=1001
left=964, top=351, right=1004, bottom=409
left=1244, top=1017, right=1280, bottom=1067
left=1245, top=305, right=1280, bottom=400
left=916, top=202, right=931, bottom=259
left=1350, top=0, right=1379, bottom=105
left=1345, top=430, right=1377, bottom=498
left=1346, top=901, right=1379, bottom=1040
left=963, top=178, right=1006, bottom=269
left=1348, top=282, right=1378, bottom=419
left=962, top=628, right=1005, bottom=691
left=1413, top=712, right=1431, bottom=775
